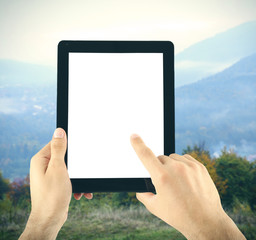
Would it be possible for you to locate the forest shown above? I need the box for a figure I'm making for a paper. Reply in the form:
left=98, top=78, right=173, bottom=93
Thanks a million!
left=0, top=145, right=255, bottom=240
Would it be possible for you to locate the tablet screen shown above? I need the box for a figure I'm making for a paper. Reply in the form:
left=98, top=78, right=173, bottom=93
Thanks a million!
left=68, top=53, right=163, bottom=179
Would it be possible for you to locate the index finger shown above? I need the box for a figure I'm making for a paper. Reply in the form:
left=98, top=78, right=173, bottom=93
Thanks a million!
left=130, top=134, right=163, bottom=177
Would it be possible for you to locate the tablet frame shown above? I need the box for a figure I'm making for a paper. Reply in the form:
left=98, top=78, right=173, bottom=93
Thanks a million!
left=57, top=41, right=175, bottom=193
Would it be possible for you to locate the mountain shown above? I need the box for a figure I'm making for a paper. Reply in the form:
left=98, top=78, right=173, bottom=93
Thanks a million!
left=0, top=60, right=56, bottom=114
left=175, top=53, right=256, bottom=159
left=1, top=54, right=256, bottom=180
left=175, top=21, right=256, bottom=87
left=0, top=60, right=56, bottom=180
left=0, top=59, right=56, bottom=86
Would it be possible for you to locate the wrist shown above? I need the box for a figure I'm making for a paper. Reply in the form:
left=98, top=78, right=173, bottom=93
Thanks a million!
left=19, top=212, right=64, bottom=240
left=188, top=209, right=246, bottom=240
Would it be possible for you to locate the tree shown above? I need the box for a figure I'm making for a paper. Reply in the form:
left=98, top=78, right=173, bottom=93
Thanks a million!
left=249, top=160, right=256, bottom=210
left=7, top=174, right=30, bottom=206
left=112, top=192, right=138, bottom=207
left=0, top=170, right=10, bottom=200
left=215, top=148, right=253, bottom=208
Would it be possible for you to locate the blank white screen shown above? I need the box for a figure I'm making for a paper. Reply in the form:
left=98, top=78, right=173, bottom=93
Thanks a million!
left=68, top=53, right=163, bottom=178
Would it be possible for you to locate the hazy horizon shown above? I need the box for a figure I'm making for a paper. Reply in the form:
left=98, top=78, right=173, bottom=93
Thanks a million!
left=0, top=0, right=256, bottom=66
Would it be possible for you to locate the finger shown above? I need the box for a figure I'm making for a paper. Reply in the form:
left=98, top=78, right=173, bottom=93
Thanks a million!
left=130, top=134, right=162, bottom=177
left=157, top=155, right=170, bottom=164
left=136, top=192, right=157, bottom=211
left=34, top=142, right=51, bottom=160
left=30, top=142, right=51, bottom=175
left=74, top=193, right=93, bottom=200
left=169, top=153, right=197, bottom=167
left=183, top=154, right=202, bottom=165
left=50, top=128, right=67, bottom=165
left=74, top=193, right=83, bottom=200
left=84, top=193, right=93, bottom=200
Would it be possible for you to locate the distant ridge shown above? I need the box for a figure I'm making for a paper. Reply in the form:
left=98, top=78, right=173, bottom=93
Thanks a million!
left=0, top=59, right=55, bottom=86
left=0, top=53, right=256, bottom=179
left=175, top=53, right=256, bottom=159
left=176, top=21, right=256, bottom=62
left=175, top=21, right=256, bottom=87
left=188, top=53, right=256, bottom=85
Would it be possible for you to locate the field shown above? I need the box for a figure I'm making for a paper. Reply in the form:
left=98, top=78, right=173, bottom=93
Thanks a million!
left=1, top=195, right=256, bottom=240
left=1, top=148, right=256, bottom=239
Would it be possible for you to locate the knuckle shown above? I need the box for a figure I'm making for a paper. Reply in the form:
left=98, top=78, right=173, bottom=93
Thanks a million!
left=190, top=161, right=206, bottom=172
left=157, top=155, right=166, bottom=164
left=175, top=162, right=188, bottom=175
left=51, top=139, right=65, bottom=150
left=49, top=158, right=59, bottom=167
left=31, top=155, right=36, bottom=162
left=157, top=169, right=169, bottom=185
left=30, top=155, right=37, bottom=166
left=48, top=161, right=66, bottom=174
left=199, top=162, right=207, bottom=171
left=189, top=161, right=199, bottom=169
left=169, top=153, right=177, bottom=158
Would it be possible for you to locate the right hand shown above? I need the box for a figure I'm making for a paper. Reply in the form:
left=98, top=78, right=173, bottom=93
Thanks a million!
left=130, top=134, right=246, bottom=240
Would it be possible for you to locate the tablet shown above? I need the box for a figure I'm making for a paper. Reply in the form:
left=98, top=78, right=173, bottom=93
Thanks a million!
left=57, top=41, right=174, bottom=193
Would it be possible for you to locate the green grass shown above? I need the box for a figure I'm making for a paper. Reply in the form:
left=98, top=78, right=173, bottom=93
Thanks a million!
left=0, top=202, right=186, bottom=240
left=1, top=196, right=256, bottom=240
left=57, top=203, right=186, bottom=240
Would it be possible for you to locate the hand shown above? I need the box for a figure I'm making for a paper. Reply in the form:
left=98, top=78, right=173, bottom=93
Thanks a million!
left=19, top=128, right=91, bottom=240
left=131, top=134, right=246, bottom=240
left=19, top=128, right=71, bottom=240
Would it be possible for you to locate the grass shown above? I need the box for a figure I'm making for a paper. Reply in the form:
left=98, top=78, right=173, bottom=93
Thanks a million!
left=57, top=203, right=186, bottom=240
left=1, top=196, right=256, bottom=240
left=0, top=199, right=186, bottom=240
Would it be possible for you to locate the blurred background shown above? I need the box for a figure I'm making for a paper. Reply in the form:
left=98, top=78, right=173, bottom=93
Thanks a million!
left=0, top=0, right=256, bottom=239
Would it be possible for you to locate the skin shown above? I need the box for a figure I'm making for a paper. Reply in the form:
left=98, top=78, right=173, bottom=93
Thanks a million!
left=19, top=129, right=246, bottom=240
left=130, top=134, right=246, bottom=240
left=19, top=128, right=92, bottom=240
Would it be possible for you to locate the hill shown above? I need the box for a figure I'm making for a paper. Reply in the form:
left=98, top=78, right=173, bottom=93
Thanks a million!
left=0, top=59, right=55, bottom=86
left=175, top=53, right=256, bottom=159
left=0, top=55, right=256, bottom=180
left=0, top=60, right=56, bottom=180
left=175, top=21, right=256, bottom=87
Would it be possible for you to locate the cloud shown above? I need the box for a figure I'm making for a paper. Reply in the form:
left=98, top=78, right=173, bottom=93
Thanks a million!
left=0, top=98, right=23, bottom=114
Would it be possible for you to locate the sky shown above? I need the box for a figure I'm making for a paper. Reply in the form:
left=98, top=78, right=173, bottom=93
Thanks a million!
left=0, top=0, right=256, bottom=66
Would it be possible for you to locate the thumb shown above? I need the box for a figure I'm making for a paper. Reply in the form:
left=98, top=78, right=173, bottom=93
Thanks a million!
left=136, top=192, right=157, bottom=212
left=50, top=128, right=67, bottom=163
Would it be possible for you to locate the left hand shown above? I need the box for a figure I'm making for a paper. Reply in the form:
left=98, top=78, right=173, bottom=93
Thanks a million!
left=19, top=128, right=91, bottom=240
left=29, top=128, right=71, bottom=230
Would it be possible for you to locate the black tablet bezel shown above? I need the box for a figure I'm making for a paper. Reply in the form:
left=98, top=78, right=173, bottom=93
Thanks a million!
left=57, top=41, right=175, bottom=193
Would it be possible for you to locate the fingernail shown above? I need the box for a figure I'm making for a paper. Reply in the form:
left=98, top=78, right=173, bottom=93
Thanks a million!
left=131, top=133, right=140, bottom=139
left=54, top=128, right=65, bottom=138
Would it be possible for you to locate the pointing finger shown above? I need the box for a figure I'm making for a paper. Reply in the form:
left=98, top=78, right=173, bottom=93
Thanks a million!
left=130, top=134, right=163, bottom=178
